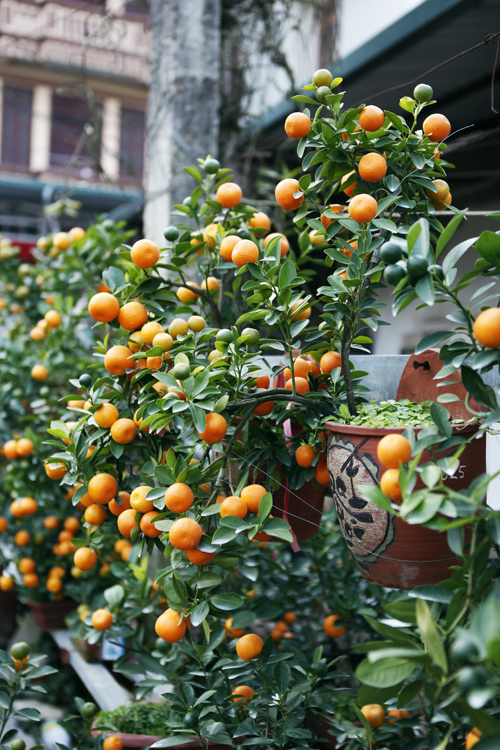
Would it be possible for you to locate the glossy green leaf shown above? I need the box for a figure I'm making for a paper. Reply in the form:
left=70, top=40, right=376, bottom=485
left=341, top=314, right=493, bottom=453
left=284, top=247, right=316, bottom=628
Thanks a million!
left=415, top=598, right=448, bottom=673
left=355, top=656, right=415, bottom=687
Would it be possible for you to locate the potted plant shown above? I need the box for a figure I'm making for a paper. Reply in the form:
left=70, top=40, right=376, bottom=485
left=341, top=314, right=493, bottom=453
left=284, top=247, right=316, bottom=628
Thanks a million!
left=35, top=67, right=500, bottom=748
left=91, top=702, right=172, bottom=748
left=0, top=221, right=133, bottom=628
left=273, top=73, right=492, bottom=587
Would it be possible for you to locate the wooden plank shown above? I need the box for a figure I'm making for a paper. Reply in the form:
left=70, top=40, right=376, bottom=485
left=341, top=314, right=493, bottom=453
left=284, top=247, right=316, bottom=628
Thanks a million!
left=50, top=631, right=132, bottom=712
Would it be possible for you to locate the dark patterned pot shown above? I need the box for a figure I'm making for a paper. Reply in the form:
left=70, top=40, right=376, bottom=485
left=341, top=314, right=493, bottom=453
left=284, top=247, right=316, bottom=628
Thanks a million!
left=324, top=421, right=485, bottom=589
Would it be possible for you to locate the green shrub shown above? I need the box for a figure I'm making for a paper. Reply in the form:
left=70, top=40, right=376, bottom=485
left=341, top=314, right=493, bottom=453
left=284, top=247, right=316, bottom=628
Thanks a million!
left=95, top=702, right=174, bottom=736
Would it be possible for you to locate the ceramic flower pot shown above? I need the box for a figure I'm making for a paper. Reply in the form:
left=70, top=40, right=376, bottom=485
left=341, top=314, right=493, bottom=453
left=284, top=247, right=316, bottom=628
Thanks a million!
left=27, top=599, right=78, bottom=630
left=324, top=420, right=485, bottom=589
left=272, top=478, right=325, bottom=542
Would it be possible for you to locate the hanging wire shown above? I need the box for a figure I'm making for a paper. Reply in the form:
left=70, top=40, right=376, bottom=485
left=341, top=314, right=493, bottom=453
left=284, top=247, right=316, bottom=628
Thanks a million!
left=230, top=449, right=472, bottom=564
left=354, top=31, right=500, bottom=112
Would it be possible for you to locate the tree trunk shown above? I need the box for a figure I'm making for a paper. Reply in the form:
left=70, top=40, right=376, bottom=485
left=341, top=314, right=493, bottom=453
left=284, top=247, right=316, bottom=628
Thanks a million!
left=144, top=0, right=221, bottom=244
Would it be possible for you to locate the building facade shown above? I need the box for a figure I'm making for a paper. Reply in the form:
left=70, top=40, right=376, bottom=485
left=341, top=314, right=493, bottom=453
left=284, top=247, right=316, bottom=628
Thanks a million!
left=0, top=0, right=149, bottom=240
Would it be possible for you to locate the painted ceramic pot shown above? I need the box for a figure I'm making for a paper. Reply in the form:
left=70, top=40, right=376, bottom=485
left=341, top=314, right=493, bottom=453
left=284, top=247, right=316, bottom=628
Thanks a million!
left=323, top=421, right=485, bottom=589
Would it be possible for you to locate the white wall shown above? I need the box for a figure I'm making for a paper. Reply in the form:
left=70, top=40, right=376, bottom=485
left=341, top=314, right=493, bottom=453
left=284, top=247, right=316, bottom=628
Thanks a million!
left=246, top=0, right=428, bottom=119
left=337, top=0, right=427, bottom=59
left=246, top=2, right=320, bottom=118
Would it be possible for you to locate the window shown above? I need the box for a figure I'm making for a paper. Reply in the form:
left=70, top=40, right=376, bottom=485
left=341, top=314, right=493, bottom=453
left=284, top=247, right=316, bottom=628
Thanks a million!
left=50, top=94, right=101, bottom=177
left=1, top=86, right=32, bottom=168
left=119, top=107, right=145, bottom=180
left=125, top=0, right=149, bottom=15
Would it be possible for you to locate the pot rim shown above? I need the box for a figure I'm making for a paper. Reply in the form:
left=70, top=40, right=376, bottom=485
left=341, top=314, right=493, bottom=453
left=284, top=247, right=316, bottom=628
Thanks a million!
left=26, top=598, right=76, bottom=609
left=324, top=419, right=480, bottom=437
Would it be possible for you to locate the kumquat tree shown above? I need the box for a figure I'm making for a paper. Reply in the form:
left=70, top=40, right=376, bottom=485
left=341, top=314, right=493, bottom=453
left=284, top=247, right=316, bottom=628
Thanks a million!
left=1, top=63, right=500, bottom=750
left=30, top=67, right=500, bottom=750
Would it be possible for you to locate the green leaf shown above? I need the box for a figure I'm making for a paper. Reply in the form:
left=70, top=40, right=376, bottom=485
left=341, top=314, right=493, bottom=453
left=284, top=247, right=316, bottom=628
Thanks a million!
left=236, top=310, right=267, bottom=325
left=435, top=210, right=467, bottom=258
left=211, top=526, right=237, bottom=545
left=191, top=601, right=209, bottom=627
left=258, top=492, right=273, bottom=524
left=274, top=661, right=291, bottom=693
left=184, top=166, right=203, bottom=183
left=292, top=95, right=319, bottom=105
left=372, top=218, right=398, bottom=233
left=476, top=230, right=500, bottom=263
left=385, top=111, right=409, bottom=133
left=360, top=483, right=393, bottom=513
left=399, top=96, right=416, bottom=113
left=104, top=584, right=125, bottom=608
left=231, top=610, right=256, bottom=629
left=189, top=403, right=207, bottom=433
left=102, top=266, right=127, bottom=292
left=363, top=615, right=417, bottom=646
left=397, top=679, right=424, bottom=708
left=461, top=365, right=498, bottom=410
left=415, top=331, right=453, bottom=354
left=385, top=175, right=400, bottom=193
left=211, top=593, right=244, bottom=611
left=447, top=526, right=464, bottom=555
left=357, top=683, right=401, bottom=707
left=384, top=601, right=417, bottom=625
left=197, top=572, right=222, bottom=589
left=266, top=527, right=293, bottom=543
left=352, top=705, right=372, bottom=743
left=420, top=464, right=441, bottom=488
left=415, top=598, right=448, bottom=674
left=475, top=737, right=500, bottom=750
left=442, top=237, right=477, bottom=274
left=415, top=274, right=435, bottom=306
left=355, top=657, right=415, bottom=687
left=408, top=585, right=453, bottom=604
left=430, top=402, right=452, bottom=438
left=152, top=738, right=198, bottom=747
left=487, top=517, right=500, bottom=545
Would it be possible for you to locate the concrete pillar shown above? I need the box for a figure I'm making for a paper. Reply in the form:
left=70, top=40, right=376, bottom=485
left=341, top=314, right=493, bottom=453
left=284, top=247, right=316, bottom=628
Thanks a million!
left=30, top=85, right=52, bottom=173
left=144, top=0, right=221, bottom=245
left=101, top=97, right=121, bottom=181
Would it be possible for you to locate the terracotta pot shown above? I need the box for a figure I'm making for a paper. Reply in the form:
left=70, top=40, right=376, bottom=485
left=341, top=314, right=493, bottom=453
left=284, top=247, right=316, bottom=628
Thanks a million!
left=27, top=599, right=78, bottom=629
left=267, top=418, right=325, bottom=542
left=91, top=731, right=229, bottom=749
left=0, top=590, right=18, bottom=647
left=91, top=731, right=162, bottom=748
left=324, top=421, right=485, bottom=589
left=72, top=637, right=102, bottom=663
left=313, top=719, right=363, bottom=750
left=273, top=479, right=325, bottom=542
